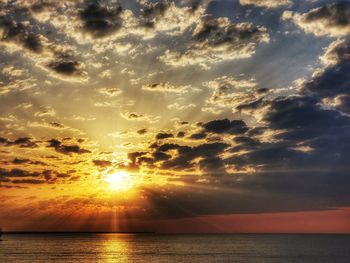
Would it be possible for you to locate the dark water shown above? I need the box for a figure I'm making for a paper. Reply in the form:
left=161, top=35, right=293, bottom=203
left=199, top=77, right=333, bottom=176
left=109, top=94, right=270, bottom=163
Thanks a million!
left=1, top=234, right=350, bottom=262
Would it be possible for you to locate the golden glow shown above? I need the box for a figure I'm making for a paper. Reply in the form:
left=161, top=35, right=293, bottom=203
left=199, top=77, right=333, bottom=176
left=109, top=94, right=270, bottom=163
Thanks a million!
left=104, top=170, right=134, bottom=192
left=101, top=234, right=130, bottom=263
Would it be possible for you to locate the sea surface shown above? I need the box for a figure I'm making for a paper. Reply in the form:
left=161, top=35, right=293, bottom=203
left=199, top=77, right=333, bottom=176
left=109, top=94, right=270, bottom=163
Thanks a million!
left=1, top=233, right=350, bottom=262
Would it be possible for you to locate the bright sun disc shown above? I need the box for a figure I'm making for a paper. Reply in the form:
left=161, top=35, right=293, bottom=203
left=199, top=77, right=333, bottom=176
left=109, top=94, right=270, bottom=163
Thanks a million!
left=104, top=171, right=133, bottom=192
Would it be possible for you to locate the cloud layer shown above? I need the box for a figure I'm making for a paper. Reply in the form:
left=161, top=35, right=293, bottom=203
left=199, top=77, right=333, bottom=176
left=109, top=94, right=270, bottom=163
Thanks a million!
left=1, top=0, right=350, bottom=231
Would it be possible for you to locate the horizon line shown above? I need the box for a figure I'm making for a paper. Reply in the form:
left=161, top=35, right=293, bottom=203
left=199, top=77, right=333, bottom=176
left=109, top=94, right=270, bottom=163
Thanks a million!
left=2, top=231, right=350, bottom=235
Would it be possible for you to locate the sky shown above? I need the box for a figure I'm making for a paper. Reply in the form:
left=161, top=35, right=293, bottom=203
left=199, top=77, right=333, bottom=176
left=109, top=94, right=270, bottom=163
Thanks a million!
left=0, top=0, right=350, bottom=233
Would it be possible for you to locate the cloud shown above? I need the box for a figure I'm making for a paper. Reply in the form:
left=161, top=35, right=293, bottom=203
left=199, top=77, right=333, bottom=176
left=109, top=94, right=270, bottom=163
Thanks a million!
left=48, top=55, right=83, bottom=76
left=98, top=87, right=122, bottom=97
left=225, top=39, right=350, bottom=177
left=142, top=82, right=193, bottom=94
left=139, top=1, right=170, bottom=29
left=188, top=132, right=207, bottom=140
left=11, top=179, right=46, bottom=184
left=202, top=119, right=249, bottom=134
left=0, top=168, right=40, bottom=178
left=12, top=158, right=46, bottom=165
left=160, top=16, right=269, bottom=68
left=0, top=1, right=89, bottom=81
left=156, top=132, right=174, bottom=140
left=161, top=142, right=230, bottom=173
left=49, top=122, right=65, bottom=129
left=129, top=37, right=350, bottom=189
left=283, top=2, right=350, bottom=37
left=34, top=106, right=56, bottom=117
left=0, top=137, right=38, bottom=148
left=129, top=141, right=229, bottom=173
left=0, top=3, right=45, bottom=53
left=137, top=128, right=148, bottom=135
left=1, top=0, right=350, bottom=221
left=137, top=79, right=350, bottom=215
left=47, top=139, right=91, bottom=155
left=227, top=98, right=350, bottom=176
left=79, top=0, right=123, bottom=38
left=137, top=1, right=205, bottom=38
left=203, top=75, right=262, bottom=113
left=168, top=102, right=196, bottom=110
left=240, top=0, right=291, bottom=9
left=303, top=39, right=350, bottom=115
left=92, top=160, right=113, bottom=167
left=125, top=139, right=230, bottom=176
left=177, top=131, right=186, bottom=138
left=323, top=94, right=350, bottom=116
left=121, top=111, right=160, bottom=123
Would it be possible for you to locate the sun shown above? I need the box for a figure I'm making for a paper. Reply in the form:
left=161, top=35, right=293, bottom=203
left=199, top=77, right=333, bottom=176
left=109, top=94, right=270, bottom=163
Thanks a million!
left=104, top=170, right=134, bottom=192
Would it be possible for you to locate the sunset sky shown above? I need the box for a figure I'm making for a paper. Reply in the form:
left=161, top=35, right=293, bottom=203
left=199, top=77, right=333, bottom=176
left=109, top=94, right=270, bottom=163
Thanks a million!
left=1, top=0, right=350, bottom=233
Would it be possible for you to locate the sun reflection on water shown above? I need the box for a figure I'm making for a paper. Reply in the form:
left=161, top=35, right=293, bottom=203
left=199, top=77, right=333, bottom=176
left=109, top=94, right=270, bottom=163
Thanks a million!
left=100, top=234, right=131, bottom=263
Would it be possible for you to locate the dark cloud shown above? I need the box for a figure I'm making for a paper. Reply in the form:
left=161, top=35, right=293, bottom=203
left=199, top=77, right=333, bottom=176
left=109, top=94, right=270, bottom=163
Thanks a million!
left=226, top=95, right=350, bottom=172
left=152, top=151, right=171, bottom=162
left=80, top=0, right=122, bottom=37
left=0, top=184, right=26, bottom=189
left=137, top=128, right=147, bottom=135
left=22, top=33, right=43, bottom=52
left=0, top=6, right=43, bottom=53
left=189, top=132, right=207, bottom=140
left=225, top=40, right=350, bottom=179
left=92, top=160, right=113, bottom=167
left=152, top=142, right=229, bottom=173
left=231, top=136, right=260, bottom=152
left=127, top=151, right=148, bottom=169
left=30, top=1, right=55, bottom=13
left=234, top=136, right=260, bottom=147
left=12, top=158, right=46, bottom=165
left=56, top=173, right=71, bottom=178
left=285, top=2, right=350, bottom=37
left=47, top=139, right=91, bottom=155
left=12, top=158, right=30, bottom=164
left=0, top=168, right=40, bottom=178
left=48, top=56, right=81, bottom=76
left=0, top=137, right=9, bottom=144
left=125, top=32, right=350, bottom=214
left=177, top=131, right=186, bottom=138
left=50, top=122, right=65, bottom=128
left=178, top=121, right=189, bottom=125
left=160, top=13, right=269, bottom=67
left=0, top=137, right=38, bottom=148
left=180, top=0, right=206, bottom=11
left=304, top=41, right=350, bottom=97
left=158, top=143, right=182, bottom=152
left=141, top=168, right=350, bottom=219
left=139, top=1, right=170, bottom=28
left=264, top=96, right=348, bottom=134
left=11, top=179, right=46, bottom=184
left=156, top=132, right=174, bottom=140
left=13, top=137, right=38, bottom=148
left=236, top=97, right=266, bottom=112
left=122, top=112, right=153, bottom=122
left=0, top=167, right=79, bottom=185
left=304, top=2, right=350, bottom=28
left=193, top=15, right=267, bottom=46
left=247, top=127, right=267, bottom=136
left=202, top=119, right=248, bottom=134
left=47, top=139, right=61, bottom=148
left=198, top=156, right=227, bottom=176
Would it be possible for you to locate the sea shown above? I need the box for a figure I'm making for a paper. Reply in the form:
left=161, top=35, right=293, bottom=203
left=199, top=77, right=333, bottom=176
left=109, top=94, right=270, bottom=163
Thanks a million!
left=1, top=233, right=350, bottom=262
